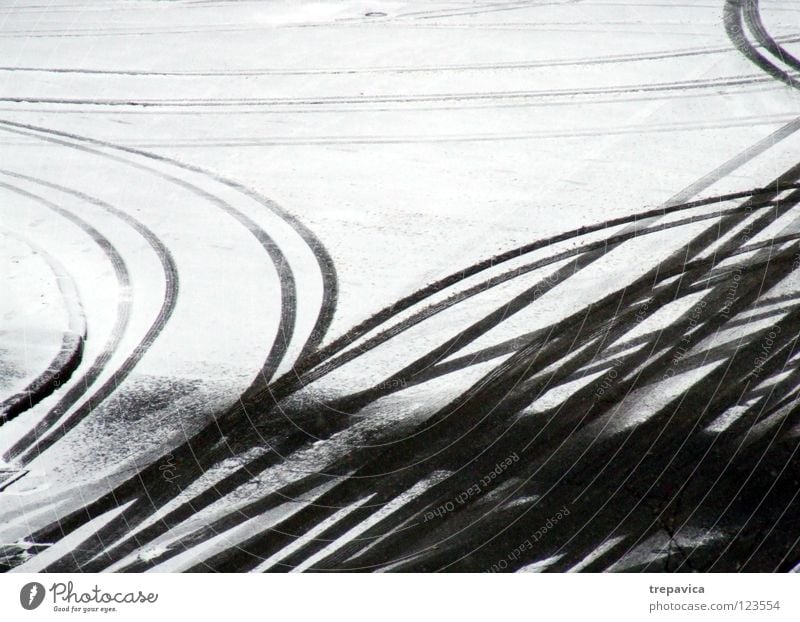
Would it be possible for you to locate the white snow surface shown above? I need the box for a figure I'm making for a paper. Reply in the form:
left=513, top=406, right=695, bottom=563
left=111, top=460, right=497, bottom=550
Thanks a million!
left=1, top=0, right=800, bottom=559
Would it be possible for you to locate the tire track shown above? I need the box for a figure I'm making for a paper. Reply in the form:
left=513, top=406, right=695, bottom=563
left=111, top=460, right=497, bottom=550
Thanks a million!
left=0, top=118, right=335, bottom=570
left=0, top=122, right=297, bottom=389
left=0, top=73, right=772, bottom=109
left=340, top=246, right=800, bottom=567
left=0, top=171, right=170, bottom=463
left=6, top=1, right=800, bottom=567
left=198, top=165, right=800, bottom=572
left=105, top=113, right=798, bottom=147
left=64, top=152, right=800, bottom=572
left=40, top=110, right=800, bottom=572
left=0, top=226, right=85, bottom=424
left=0, top=118, right=337, bottom=373
left=725, top=0, right=800, bottom=90
left=112, top=1, right=800, bottom=573
left=273, top=114, right=800, bottom=395
left=0, top=81, right=788, bottom=118
left=5, top=37, right=795, bottom=76
left=0, top=176, right=178, bottom=465
left=743, top=0, right=800, bottom=74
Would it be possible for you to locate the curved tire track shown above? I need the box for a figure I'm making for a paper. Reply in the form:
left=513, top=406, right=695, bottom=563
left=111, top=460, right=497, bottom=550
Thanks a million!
left=0, top=172, right=174, bottom=464
left=0, top=225, right=85, bottom=424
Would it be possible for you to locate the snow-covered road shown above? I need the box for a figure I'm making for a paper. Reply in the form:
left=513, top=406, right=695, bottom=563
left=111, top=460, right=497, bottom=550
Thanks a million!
left=2, top=0, right=800, bottom=573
